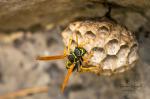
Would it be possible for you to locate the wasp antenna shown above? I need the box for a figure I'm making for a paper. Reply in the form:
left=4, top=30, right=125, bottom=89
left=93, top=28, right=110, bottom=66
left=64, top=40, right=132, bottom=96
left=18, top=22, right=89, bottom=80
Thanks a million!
left=75, top=32, right=79, bottom=47
left=36, top=55, right=66, bottom=61
left=61, top=64, right=75, bottom=93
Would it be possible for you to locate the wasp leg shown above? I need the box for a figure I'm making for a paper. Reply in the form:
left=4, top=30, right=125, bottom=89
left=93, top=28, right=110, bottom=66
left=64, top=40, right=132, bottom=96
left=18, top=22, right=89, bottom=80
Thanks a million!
left=75, top=31, right=90, bottom=47
left=67, top=35, right=73, bottom=53
left=79, top=65, right=102, bottom=75
left=78, top=40, right=90, bottom=47
left=83, top=51, right=94, bottom=63
left=63, top=47, right=67, bottom=56
left=63, top=35, right=73, bottom=56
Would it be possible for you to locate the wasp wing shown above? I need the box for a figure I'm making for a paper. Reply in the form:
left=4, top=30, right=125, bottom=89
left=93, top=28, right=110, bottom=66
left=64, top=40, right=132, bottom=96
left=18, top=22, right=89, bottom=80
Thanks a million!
left=61, top=64, right=75, bottom=93
left=36, top=55, right=66, bottom=61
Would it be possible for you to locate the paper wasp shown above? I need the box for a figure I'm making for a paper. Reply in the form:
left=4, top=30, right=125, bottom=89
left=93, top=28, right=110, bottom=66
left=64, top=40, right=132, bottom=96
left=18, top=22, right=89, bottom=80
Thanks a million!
left=36, top=33, right=95, bottom=93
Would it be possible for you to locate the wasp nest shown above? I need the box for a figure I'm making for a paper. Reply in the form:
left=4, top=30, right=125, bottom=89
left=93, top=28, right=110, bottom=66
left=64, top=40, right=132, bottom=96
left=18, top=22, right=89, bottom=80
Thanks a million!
left=62, top=19, right=139, bottom=76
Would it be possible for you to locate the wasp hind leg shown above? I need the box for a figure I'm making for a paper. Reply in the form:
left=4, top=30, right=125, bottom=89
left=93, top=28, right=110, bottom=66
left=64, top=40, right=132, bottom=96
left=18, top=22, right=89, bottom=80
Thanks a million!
left=79, top=65, right=102, bottom=75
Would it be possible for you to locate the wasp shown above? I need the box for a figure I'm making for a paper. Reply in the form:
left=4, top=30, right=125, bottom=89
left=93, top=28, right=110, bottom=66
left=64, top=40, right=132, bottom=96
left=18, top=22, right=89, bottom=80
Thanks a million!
left=36, top=34, right=94, bottom=93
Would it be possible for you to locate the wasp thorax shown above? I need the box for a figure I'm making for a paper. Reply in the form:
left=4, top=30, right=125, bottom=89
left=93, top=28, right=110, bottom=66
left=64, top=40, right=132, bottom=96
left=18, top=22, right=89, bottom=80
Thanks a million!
left=62, top=19, right=139, bottom=76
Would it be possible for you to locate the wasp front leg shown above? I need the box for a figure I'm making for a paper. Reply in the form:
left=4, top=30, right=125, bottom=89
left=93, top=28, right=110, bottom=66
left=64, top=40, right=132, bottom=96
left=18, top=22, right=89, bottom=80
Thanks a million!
left=64, top=34, right=73, bottom=55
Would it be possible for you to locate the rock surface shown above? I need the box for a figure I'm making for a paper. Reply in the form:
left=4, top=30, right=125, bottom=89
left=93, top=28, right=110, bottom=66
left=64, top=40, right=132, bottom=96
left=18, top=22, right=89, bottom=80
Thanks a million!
left=0, top=0, right=149, bottom=31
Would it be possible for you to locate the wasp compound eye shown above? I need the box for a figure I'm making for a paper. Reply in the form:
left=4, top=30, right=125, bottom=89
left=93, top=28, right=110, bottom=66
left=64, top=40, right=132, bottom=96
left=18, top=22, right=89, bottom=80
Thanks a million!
left=74, top=47, right=82, bottom=57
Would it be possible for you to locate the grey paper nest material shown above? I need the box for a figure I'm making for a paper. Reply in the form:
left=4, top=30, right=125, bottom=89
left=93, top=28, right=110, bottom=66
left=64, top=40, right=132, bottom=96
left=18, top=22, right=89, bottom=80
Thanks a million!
left=62, top=18, right=139, bottom=76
